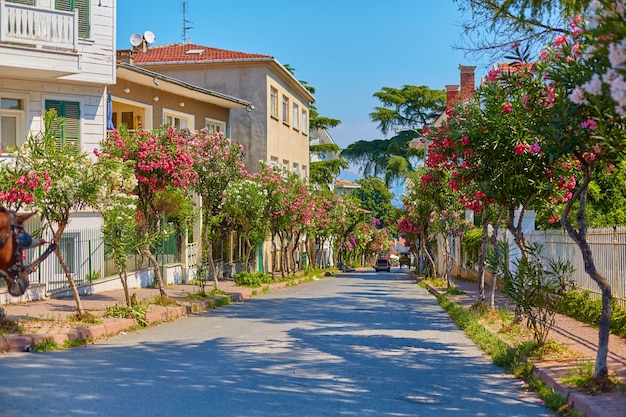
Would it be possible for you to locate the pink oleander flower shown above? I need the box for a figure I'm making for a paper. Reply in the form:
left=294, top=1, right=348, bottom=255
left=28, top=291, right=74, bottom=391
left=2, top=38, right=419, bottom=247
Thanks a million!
left=554, top=35, right=568, bottom=47
left=581, top=119, right=597, bottom=130
left=514, top=142, right=529, bottom=154
left=529, top=142, right=542, bottom=154
left=461, top=136, right=470, bottom=145
left=487, top=69, right=500, bottom=83
left=502, top=103, right=513, bottom=114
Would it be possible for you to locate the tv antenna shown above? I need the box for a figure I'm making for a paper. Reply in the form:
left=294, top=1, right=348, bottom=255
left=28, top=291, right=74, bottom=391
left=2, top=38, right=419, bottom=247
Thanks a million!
left=182, top=1, right=193, bottom=44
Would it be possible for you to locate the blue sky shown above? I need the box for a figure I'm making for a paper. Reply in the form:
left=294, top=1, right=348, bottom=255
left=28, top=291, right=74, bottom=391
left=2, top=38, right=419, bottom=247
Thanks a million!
left=117, top=1, right=486, bottom=176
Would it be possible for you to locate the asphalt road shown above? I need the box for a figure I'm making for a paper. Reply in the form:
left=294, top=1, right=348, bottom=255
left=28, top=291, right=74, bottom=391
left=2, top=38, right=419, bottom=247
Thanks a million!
left=0, top=270, right=553, bottom=416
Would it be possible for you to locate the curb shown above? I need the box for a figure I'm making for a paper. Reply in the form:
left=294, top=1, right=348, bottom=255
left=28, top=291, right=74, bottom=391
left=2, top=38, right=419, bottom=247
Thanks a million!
left=418, top=278, right=614, bottom=417
left=1, top=291, right=251, bottom=353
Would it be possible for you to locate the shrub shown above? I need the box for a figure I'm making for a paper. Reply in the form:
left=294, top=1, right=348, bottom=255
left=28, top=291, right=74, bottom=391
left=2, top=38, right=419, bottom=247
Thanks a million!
left=493, top=243, right=575, bottom=346
left=233, top=271, right=272, bottom=287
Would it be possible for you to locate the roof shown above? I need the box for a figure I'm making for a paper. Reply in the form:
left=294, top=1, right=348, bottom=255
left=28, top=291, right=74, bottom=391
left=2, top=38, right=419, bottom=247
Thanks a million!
left=497, top=62, right=535, bottom=74
left=131, top=43, right=274, bottom=64
left=334, top=179, right=360, bottom=189
left=128, top=43, right=315, bottom=103
left=116, top=62, right=252, bottom=109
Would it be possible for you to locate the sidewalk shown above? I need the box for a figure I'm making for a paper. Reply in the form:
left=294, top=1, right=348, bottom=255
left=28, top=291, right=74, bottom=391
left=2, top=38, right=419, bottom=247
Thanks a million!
left=1, top=272, right=626, bottom=416
left=431, top=278, right=626, bottom=417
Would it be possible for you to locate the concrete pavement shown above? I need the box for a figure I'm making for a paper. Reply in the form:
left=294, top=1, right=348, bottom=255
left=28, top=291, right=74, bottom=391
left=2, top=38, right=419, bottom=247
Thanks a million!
left=1, top=270, right=625, bottom=416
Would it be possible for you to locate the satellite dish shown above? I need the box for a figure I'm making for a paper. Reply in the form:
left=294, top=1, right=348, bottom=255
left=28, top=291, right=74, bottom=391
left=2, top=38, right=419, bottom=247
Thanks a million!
left=130, top=33, right=143, bottom=47
left=143, top=30, right=156, bottom=44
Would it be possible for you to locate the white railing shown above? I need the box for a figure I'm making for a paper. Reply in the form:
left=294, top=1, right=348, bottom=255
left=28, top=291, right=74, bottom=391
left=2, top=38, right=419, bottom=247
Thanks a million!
left=526, top=227, right=626, bottom=305
left=454, top=227, right=626, bottom=307
left=0, top=1, right=77, bottom=51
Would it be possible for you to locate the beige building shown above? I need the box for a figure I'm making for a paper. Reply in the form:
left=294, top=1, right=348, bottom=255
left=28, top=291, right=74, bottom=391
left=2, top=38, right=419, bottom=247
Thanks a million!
left=122, top=43, right=315, bottom=178
left=110, top=61, right=251, bottom=134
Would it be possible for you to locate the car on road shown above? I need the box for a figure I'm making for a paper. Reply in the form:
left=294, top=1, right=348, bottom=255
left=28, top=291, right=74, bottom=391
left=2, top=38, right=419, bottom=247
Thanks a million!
left=374, top=250, right=391, bottom=272
left=399, top=252, right=411, bottom=268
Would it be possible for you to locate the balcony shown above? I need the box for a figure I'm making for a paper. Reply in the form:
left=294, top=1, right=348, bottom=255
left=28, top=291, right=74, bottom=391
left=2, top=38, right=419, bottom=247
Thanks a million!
left=0, top=1, right=80, bottom=79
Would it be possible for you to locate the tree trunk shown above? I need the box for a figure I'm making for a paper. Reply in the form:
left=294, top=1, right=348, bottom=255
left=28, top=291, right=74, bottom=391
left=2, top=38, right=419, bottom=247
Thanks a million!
left=205, top=241, right=219, bottom=290
left=561, top=166, right=611, bottom=380
left=117, top=264, right=130, bottom=307
left=488, top=223, right=499, bottom=309
left=488, top=209, right=506, bottom=309
left=308, top=238, right=316, bottom=269
left=290, top=239, right=299, bottom=272
left=141, top=247, right=167, bottom=296
left=243, top=236, right=253, bottom=273
left=443, top=235, right=454, bottom=288
left=423, top=239, right=436, bottom=277
left=54, top=249, right=85, bottom=318
left=476, top=212, right=489, bottom=304
left=52, top=224, right=85, bottom=318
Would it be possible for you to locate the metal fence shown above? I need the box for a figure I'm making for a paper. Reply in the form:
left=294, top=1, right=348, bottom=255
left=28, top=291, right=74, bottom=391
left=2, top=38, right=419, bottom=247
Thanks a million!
left=2, top=226, right=179, bottom=293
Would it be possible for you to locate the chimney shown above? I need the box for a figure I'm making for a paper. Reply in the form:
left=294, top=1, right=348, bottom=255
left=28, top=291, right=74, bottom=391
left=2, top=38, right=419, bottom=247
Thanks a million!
left=116, top=50, right=134, bottom=65
left=445, top=85, right=459, bottom=110
left=459, top=65, right=476, bottom=103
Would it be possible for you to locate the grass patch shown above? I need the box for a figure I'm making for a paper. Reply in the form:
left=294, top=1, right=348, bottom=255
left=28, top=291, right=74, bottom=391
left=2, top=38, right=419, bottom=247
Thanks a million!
left=436, top=294, right=583, bottom=416
left=153, top=295, right=178, bottom=307
left=0, top=317, right=23, bottom=336
left=446, top=286, right=465, bottom=295
left=30, top=337, right=90, bottom=352
left=68, top=311, right=101, bottom=325
left=32, top=338, right=59, bottom=352
left=105, top=303, right=148, bottom=327
left=188, top=288, right=228, bottom=300
left=562, top=361, right=626, bottom=394
left=213, top=296, right=231, bottom=307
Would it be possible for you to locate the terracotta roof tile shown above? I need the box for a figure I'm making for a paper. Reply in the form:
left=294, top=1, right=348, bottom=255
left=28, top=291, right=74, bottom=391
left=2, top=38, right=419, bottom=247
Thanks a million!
left=497, top=62, right=535, bottom=73
left=334, top=179, right=359, bottom=187
left=132, top=43, right=273, bottom=64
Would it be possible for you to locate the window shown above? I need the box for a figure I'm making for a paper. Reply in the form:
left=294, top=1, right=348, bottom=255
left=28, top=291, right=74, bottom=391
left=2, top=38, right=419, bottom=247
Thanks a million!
left=0, top=96, right=24, bottom=151
left=302, top=165, right=308, bottom=179
left=121, top=112, right=134, bottom=129
left=282, top=159, right=289, bottom=174
left=55, top=0, right=90, bottom=39
left=205, top=118, right=225, bottom=133
left=270, top=156, right=278, bottom=168
left=301, top=109, right=308, bottom=134
left=270, top=87, right=278, bottom=118
left=292, top=103, right=299, bottom=130
left=293, top=162, right=299, bottom=175
left=282, top=95, right=289, bottom=124
left=45, top=99, right=80, bottom=146
left=163, top=110, right=192, bottom=130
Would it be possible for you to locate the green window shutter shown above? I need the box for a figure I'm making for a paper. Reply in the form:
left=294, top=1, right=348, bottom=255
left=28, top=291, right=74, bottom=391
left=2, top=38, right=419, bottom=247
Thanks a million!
left=7, top=0, right=36, bottom=5
left=45, top=100, right=80, bottom=147
left=56, top=0, right=90, bottom=39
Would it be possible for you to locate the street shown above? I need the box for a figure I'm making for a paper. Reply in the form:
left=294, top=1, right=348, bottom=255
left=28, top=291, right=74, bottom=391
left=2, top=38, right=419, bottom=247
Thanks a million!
left=0, top=270, right=552, bottom=416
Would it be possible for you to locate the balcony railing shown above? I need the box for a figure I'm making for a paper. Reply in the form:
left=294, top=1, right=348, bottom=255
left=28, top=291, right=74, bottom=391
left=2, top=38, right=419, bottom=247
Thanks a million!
left=0, top=1, right=77, bottom=51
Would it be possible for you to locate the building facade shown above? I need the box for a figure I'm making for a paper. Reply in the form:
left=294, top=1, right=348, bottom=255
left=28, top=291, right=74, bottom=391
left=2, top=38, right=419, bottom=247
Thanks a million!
left=123, top=43, right=314, bottom=178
